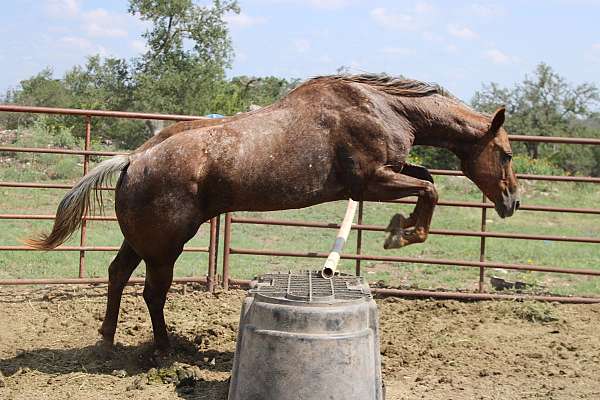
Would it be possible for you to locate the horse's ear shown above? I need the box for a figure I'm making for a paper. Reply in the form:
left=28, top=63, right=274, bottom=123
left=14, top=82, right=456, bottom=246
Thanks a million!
left=490, top=107, right=506, bottom=133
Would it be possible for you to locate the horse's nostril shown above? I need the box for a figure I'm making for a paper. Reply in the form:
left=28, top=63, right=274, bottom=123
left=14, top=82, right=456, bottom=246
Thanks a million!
left=515, top=200, right=521, bottom=210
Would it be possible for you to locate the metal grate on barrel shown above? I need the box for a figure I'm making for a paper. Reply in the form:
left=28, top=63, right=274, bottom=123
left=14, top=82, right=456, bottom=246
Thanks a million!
left=249, top=271, right=371, bottom=303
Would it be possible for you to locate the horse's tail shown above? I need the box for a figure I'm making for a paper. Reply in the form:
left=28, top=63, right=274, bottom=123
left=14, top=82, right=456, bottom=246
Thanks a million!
left=26, top=155, right=130, bottom=250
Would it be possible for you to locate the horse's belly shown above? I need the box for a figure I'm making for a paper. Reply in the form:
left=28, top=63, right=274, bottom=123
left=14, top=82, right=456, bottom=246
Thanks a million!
left=232, top=170, right=344, bottom=212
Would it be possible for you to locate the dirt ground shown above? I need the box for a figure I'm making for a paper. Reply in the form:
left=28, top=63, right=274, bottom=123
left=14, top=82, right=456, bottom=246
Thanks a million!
left=0, top=285, right=599, bottom=400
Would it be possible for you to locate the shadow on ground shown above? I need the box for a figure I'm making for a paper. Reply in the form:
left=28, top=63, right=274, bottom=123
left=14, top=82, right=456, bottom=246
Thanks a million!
left=0, top=333, right=233, bottom=399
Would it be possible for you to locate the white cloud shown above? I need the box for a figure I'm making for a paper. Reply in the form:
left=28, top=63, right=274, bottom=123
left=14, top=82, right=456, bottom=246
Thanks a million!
left=59, top=36, right=93, bottom=51
left=448, top=24, right=478, bottom=39
left=294, top=38, right=311, bottom=53
left=266, top=0, right=352, bottom=9
left=307, top=0, right=350, bottom=9
left=380, top=47, right=415, bottom=56
left=82, top=9, right=129, bottom=38
left=58, top=36, right=107, bottom=56
left=469, top=3, right=506, bottom=18
left=415, top=1, right=435, bottom=14
left=45, top=0, right=79, bottom=18
left=225, top=12, right=267, bottom=28
left=45, top=3, right=134, bottom=39
left=370, top=8, right=419, bottom=31
left=484, top=48, right=517, bottom=64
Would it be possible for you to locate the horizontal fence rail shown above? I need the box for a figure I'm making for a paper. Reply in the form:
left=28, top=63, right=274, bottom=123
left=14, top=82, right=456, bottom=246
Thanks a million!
left=1, top=104, right=599, bottom=303
left=0, top=246, right=209, bottom=252
left=0, top=104, right=209, bottom=121
left=227, top=247, right=600, bottom=276
left=229, top=216, right=600, bottom=244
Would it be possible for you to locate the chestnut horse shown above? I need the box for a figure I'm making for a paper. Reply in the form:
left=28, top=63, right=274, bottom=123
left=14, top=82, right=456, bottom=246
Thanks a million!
left=28, top=75, right=519, bottom=350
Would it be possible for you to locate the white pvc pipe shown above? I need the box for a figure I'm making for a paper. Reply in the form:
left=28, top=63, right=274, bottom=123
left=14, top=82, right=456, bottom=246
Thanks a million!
left=321, top=199, right=358, bottom=279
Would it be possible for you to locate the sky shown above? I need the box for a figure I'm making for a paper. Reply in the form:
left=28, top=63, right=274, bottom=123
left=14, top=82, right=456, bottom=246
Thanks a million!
left=1, top=0, right=599, bottom=102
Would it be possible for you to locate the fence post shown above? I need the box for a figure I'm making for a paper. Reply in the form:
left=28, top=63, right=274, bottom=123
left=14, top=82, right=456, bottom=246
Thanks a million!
left=78, top=115, right=91, bottom=278
left=355, top=201, right=364, bottom=276
left=207, top=217, right=218, bottom=293
left=478, top=192, right=487, bottom=292
left=222, top=212, right=233, bottom=290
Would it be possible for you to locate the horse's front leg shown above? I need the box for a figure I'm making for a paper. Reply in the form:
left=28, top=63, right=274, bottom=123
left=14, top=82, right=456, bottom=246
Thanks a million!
left=386, top=163, right=435, bottom=231
left=363, top=166, right=438, bottom=249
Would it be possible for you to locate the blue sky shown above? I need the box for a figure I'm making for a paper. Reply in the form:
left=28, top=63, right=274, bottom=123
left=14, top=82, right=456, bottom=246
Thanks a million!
left=1, top=0, right=599, bottom=102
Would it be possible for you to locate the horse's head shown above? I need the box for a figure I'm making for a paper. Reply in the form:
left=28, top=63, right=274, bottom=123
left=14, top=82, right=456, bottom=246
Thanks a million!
left=460, top=107, right=520, bottom=218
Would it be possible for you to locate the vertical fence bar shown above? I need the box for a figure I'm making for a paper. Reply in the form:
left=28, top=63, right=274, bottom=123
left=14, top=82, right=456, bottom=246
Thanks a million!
left=222, top=212, right=233, bottom=290
left=214, top=215, right=221, bottom=283
left=78, top=116, right=92, bottom=278
left=478, top=192, right=487, bottom=293
left=355, top=201, right=364, bottom=276
left=207, top=217, right=218, bottom=293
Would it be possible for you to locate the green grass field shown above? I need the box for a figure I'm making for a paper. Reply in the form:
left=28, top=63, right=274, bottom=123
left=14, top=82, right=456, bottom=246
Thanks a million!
left=1, top=152, right=599, bottom=296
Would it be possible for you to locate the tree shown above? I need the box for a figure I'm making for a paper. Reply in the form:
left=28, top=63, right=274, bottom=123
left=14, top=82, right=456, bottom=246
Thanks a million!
left=64, top=55, right=133, bottom=111
left=129, top=0, right=240, bottom=115
left=472, top=63, right=599, bottom=160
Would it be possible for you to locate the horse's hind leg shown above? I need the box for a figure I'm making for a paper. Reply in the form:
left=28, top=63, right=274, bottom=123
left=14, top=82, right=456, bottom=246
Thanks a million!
left=99, top=240, right=142, bottom=345
left=143, top=255, right=179, bottom=351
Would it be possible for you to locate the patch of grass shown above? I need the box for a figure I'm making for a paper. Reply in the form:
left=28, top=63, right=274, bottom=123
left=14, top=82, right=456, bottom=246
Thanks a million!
left=497, top=301, right=559, bottom=323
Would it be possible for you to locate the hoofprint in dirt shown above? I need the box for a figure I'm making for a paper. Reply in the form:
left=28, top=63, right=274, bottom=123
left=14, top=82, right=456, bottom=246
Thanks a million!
left=0, top=286, right=599, bottom=400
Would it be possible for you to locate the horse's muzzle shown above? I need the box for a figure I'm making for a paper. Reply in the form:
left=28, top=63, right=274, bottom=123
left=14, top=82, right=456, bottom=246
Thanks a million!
left=494, top=189, right=520, bottom=218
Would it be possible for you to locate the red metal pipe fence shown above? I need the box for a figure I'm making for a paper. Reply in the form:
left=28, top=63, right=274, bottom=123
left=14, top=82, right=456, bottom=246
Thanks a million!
left=1, top=104, right=600, bottom=303
left=0, top=104, right=216, bottom=288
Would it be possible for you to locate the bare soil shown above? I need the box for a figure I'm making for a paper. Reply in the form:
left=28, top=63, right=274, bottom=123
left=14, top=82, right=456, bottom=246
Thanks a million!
left=1, top=285, right=599, bottom=400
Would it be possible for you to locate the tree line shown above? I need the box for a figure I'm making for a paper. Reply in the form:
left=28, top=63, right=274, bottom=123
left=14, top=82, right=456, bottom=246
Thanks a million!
left=1, top=0, right=599, bottom=176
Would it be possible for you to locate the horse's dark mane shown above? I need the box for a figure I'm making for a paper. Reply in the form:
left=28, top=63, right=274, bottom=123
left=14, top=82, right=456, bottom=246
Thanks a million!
left=305, top=74, right=456, bottom=99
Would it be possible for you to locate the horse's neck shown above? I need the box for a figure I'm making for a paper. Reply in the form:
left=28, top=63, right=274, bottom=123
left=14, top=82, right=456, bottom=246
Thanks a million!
left=403, top=96, right=488, bottom=155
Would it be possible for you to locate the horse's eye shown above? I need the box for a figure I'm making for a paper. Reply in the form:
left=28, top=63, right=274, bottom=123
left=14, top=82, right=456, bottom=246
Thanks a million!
left=501, top=153, right=512, bottom=164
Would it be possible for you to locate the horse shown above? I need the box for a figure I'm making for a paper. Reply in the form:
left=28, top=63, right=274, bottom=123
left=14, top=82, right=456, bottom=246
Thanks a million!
left=27, top=74, right=520, bottom=350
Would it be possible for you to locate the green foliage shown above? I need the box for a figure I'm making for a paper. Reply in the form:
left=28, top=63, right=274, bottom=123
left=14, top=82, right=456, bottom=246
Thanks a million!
left=409, top=146, right=459, bottom=170
left=472, top=63, right=600, bottom=176
left=2, top=69, right=74, bottom=130
left=511, top=154, right=564, bottom=176
left=129, top=0, right=240, bottom=115
left=12, top=116, right=80, bottom=149
left=49, top=157, right=81, bottom=180
left=210, top=76, right=300, bottom=115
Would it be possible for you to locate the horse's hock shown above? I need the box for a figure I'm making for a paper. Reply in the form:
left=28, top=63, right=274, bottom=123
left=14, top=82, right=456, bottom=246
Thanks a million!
left=228, top=271, right=384, bottom=400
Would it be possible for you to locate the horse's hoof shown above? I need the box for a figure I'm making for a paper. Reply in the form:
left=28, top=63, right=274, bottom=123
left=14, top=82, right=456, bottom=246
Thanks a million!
left=150, top=347, right=173, bottom=368
left=385, top=213, right=407, bottom=232
left=383, top=231, right=408, bottom=249
left=92, top=339, right=117, bottom=359
left=98, top=328, right=115, bottom=345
